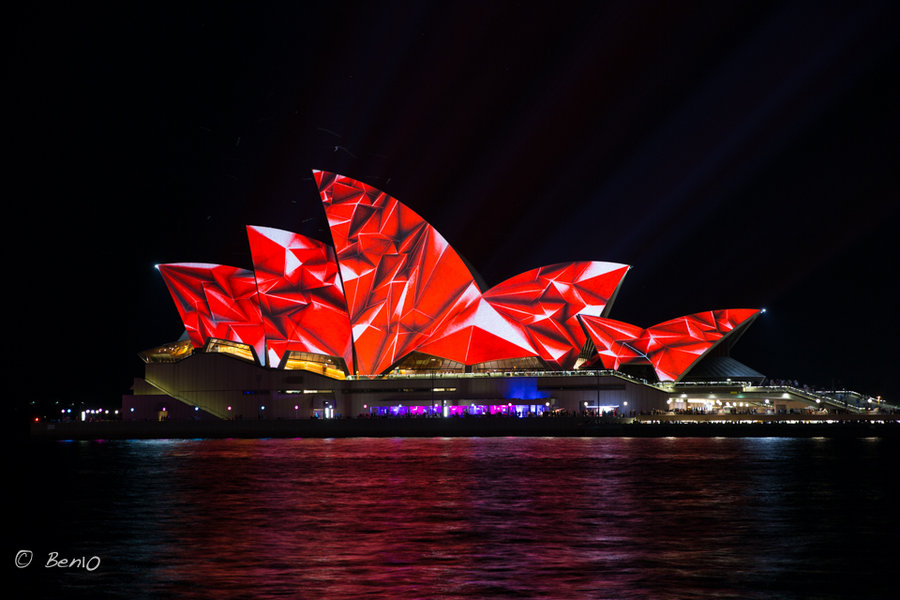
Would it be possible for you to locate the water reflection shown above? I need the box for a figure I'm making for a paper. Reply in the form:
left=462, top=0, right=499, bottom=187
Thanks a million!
left=12, top=437, right=899, bottom=599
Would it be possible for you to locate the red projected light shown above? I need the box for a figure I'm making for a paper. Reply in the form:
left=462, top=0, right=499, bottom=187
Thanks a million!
left=155, top=170, right=761, bottom=379
left=416, top=289, right=539, bottom=365
left=580, top=309, right=760, bottom=381
left=315, top=170, right=479, bottom=375
left=158, top=263, right=266, bottom=365
left=578, top=315, right=647, bottom=371
left=246, top=226, right=353, bottom=371
left=484, top=262, right=630, bottom=369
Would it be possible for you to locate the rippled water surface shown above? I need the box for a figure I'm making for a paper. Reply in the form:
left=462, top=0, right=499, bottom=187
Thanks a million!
left=10, top=437, right=899, bottom=598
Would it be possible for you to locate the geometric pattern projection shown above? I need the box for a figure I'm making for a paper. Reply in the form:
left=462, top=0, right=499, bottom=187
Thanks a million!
left=484, top=261, right=630, bottom=369
left=157, top=263, right=266, bottom=365
left=315, top=170, right=480, bottom=375
left=415, top=288, right=540, bottom=366
left=580, top=309, right=760, bottom=381
left=246, top=226, right=353, bottom=371
left=576, top=315, right=647, bottom=372
left=156, top=170, right=761, bottom=379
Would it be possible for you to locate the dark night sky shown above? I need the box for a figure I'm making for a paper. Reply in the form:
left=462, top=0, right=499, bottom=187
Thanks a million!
left=8, top=1, right=899, bottom=412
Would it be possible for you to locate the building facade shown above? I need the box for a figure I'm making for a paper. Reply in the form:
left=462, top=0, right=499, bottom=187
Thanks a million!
left=129, top=171, right=777, bottom=421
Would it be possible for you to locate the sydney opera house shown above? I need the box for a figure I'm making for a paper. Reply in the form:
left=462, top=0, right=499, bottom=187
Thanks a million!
left=124, top=171, right=840, bottom=422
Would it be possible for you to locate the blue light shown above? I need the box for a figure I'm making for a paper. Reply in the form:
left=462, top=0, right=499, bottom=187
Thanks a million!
left=504, top=378, right=550, bottom=401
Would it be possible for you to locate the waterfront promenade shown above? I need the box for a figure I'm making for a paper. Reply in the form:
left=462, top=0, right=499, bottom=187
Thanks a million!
left=29, top=413, right=900, bottom=440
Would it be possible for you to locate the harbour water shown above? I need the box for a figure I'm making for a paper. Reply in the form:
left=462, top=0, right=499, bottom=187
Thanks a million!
left=9, top=437, right=899, bottom=598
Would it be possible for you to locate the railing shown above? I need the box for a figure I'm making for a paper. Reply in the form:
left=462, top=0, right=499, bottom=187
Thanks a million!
left=347, top=369, right=657, bottom=387
left=816, top=389, right=899, bottom=412
left=659, top=380, right=753, bottom=388
left=743, top=385, right=870, bottom=414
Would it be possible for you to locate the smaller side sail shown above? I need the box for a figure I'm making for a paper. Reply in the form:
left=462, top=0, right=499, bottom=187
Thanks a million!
left=580, top=309, right=760, bottom=381
left=246, top=226, right=354, bottom=371
left=578, top=315, right=648, bottom=371
left=484, top=262, right=630, bottom=369
left=158, top=263, right=266, bottom=365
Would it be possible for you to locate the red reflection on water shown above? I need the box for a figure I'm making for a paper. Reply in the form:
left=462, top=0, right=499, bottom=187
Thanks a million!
left=121, top=438, right=849, bottom=599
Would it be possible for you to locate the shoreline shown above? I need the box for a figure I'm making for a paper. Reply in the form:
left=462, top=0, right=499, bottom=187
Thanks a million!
left=28, top=415, right=900, bottom=441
